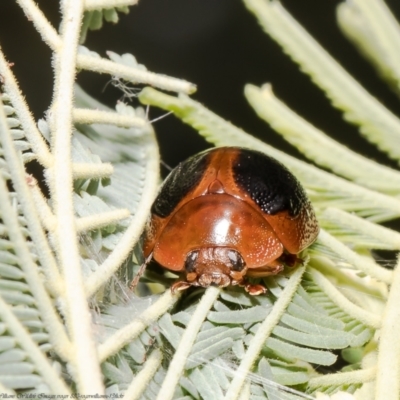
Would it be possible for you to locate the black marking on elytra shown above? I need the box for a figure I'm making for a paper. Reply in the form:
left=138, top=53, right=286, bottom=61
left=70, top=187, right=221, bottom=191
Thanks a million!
left=152, top=150, right=210, bottom=218
left=232, top=148, right=306, bottom=216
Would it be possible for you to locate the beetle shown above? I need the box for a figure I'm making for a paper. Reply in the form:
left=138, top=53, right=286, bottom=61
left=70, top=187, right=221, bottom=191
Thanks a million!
left=136, top=147, right=319, bottom=295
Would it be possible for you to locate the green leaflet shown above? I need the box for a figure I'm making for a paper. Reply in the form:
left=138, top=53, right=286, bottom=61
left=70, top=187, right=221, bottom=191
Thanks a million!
left=80, top=6, right=129, bottom=43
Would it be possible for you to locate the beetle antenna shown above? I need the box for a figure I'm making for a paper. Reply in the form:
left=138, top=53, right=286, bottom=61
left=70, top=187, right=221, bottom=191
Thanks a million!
left=160, top=159, right=173, bottom=172
left=129, top=252, right=153, bottom=291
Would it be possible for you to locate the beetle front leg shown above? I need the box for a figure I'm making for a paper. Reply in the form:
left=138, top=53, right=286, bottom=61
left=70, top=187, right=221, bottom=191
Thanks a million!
left=239, top=262, right=285, bottom=295
left=171, top=280, right=193, bottom=293
left=245, top=261, right=284, bottom=278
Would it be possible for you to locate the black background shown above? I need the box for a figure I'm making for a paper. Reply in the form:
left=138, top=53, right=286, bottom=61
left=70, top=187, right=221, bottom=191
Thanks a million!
left=1, top=0, right=400, bottom=172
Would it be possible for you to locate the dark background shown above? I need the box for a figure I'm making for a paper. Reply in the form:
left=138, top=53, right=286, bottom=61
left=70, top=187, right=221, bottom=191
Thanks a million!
left=1, top=0, right=400, bottom=173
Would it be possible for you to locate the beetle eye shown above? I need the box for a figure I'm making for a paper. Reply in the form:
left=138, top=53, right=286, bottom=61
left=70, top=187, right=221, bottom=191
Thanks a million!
left=185, top=250, right=199, bottom=272
left=227, top=250, right=245, bottom=271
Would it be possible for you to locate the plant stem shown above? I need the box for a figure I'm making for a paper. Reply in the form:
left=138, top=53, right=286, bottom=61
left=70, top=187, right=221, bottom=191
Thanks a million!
left=77, top=54, right=196, bottom=94
left=124, top=349, right=162, bottom=400
left=98, top=290, right=179, bottom=362
left=317, top=229, right=392, bottom=284
left=73, top=108, right=146, bottom=128
left=156, top=287, right=221, bottom=400
left=16, top=0, right=60, bottom=50
left=308, top=367, right=376, bottom=388
left=375, top=257, right=400, bottom=400
left=50, top=0, right=103, bottom=393
left=224, top=266, right=305, bottom=400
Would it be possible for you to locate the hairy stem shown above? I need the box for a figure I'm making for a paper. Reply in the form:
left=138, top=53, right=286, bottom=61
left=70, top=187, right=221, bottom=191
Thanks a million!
left=224, top=266, right=305, bottom=400
left=49, top=0, right=103, bottom=392
left=124, top=349, right=162, bottom=400
left=375, top=257, right=400, bottom=400
left=156, top=287, right=221, bottom=400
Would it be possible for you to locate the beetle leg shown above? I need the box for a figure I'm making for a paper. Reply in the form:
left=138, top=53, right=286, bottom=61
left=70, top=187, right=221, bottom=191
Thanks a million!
left=234, top=277, right=267, bottom=295
left=129, top=252, right=153, bottom=291
left=245, top=262, right=284, bottom=278
left=171, top=280, right=193, bottom=293
left=279, top=253, right=302, bottom=267
left=244, top=283, right=267, bottom=296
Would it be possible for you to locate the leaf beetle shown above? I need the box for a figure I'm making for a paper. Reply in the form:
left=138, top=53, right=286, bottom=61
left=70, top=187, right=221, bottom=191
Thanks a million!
left=136, top=147, right=319, bottom=295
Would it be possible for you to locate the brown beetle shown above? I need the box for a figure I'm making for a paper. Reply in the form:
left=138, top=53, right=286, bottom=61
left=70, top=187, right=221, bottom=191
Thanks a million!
left=137, top=147, right=319, bottom=295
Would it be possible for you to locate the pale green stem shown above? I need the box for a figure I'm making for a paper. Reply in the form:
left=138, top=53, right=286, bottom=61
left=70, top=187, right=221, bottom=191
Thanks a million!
left=0, top=294, right=70, bottom=394
left=77, top=54, right=196, bottom=94
left=156, top=287, right=221, bottom=400
left=309, top=258, right=387, bottom=304
left=28, top=180, right=57, bottom=233
left=85, top=0, right=138, bottom=10
left=308, top=268, right=381, bottom=329
left=49, top=0, right=103, bottom=393
left=16, top=0, right=60, bottom=50
left=321, top=207, right=400, bottom=250
left=224, top=266, right=305, bottom=400
left=85, top=133, right=159, bottom=297
left=76, top=209, right=130, bottom=233
left=72, top=162, right=114, bottom=179
left=72, top=108, right=146, bottom=128
left=308, top=367, right=376, bottom=389
left=124, top=349, right=162, bottom=400
left=237, top=382, right=250, bottom=400
left=318, top=229, right=392, bottom=284
left=98, top=290, right=179, bottom=362
left=375, top=257, right=400, bottom=400
left=0, top=49, right=52, bottom=166
left=356, top=349, right=377, bottom=400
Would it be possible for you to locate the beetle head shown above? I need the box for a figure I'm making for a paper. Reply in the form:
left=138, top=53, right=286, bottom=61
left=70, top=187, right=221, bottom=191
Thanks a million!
left=182, top=247, right=247, bottom=288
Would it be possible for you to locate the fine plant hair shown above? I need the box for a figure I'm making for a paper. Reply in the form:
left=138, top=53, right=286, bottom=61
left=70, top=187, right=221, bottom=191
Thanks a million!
left=0, top=1, right=400, bottom=400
